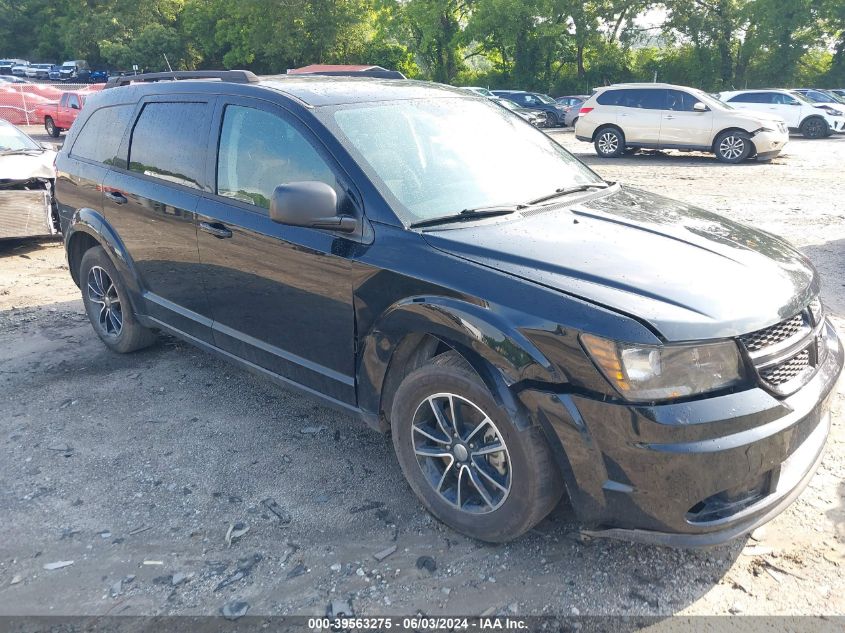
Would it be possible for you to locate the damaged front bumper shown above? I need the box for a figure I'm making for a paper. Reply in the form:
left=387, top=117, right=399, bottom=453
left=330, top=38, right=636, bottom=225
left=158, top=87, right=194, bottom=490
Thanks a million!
left=0, top=179, right=58, bottom=240
left=519, top=319, right=843, bottom=547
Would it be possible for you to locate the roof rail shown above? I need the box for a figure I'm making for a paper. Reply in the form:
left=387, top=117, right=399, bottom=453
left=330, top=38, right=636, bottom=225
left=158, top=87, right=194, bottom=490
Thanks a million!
left=104, top=70, right=260, bottom=90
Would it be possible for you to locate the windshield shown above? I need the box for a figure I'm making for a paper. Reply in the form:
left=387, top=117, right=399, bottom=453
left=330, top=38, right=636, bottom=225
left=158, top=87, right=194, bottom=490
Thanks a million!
left=469, top=87, right=493, bottom=97
left=325, top=97, right=601, bottom=224
left=695, top=90, right=733, bottom=110
left=536, top=94, right=556, bottom=104
left=0, top=124, right=41, bottom=151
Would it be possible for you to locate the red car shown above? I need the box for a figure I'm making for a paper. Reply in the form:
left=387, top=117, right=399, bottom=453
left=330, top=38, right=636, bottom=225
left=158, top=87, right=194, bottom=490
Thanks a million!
left=34, top=91, right=86, bottom=137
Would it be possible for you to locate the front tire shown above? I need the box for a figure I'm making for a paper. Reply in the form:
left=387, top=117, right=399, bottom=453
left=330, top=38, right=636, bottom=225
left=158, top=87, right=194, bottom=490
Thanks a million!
left=45, top=117, right=60, bottom=138
left=391, top=352, right=562, bottom=542
left=800, top=116, right=828, bottom=139
left=80, top=246, right=157, bottom=353
left=594, top=126, right=625, bottom=157
left=714, top=130, right=752, bottom=163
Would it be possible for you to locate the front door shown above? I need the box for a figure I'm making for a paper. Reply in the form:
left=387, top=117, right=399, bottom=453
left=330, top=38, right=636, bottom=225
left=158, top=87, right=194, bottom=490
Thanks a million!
left=659, top=89, right=713, bottom=147
left=102, top=97, right=214, bottom=342
left=196, top=98, right=359, bottom=404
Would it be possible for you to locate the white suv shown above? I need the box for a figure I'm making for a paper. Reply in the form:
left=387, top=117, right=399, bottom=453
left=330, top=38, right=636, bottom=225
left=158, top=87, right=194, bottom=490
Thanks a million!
left=575, top=83, right=789, bottom=163
left=719, top=89, right=844, bottom=138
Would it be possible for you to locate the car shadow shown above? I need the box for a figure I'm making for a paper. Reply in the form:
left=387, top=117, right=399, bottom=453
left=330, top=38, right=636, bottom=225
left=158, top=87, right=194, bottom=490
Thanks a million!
left=0, top=236, right=62, bottom=258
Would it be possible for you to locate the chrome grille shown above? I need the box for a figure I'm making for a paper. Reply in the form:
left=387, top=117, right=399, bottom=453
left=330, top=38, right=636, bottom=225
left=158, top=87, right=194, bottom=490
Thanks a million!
left=760, top=349, right=810, bottom=386
left=740, top=313, right=805, bottom=352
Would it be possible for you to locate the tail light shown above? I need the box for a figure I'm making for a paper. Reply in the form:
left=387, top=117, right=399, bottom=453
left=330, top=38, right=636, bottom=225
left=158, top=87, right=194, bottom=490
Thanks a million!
left=579, top=107, right=593, bottom=115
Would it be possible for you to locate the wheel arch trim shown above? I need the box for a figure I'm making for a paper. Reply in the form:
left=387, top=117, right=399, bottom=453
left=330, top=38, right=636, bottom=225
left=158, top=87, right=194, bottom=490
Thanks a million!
left=357, top=296, right=560, bottom=430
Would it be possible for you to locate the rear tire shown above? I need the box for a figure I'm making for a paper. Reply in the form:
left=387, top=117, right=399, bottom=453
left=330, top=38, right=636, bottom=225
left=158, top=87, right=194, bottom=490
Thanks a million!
left=79, top=246, right=157, bottom=353
left=45, top=117, right=60, bottom=138
left=800, top=116, right=828, bottom=139
left=391, top=351, right=562, bottom=542
left=594, top=126, right=625, bottom=158
left=714, top=130, right=752, bottom=163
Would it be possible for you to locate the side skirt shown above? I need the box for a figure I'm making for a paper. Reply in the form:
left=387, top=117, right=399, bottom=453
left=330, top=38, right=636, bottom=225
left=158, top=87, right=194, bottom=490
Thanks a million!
left=143, top=316, right=381, bottom=430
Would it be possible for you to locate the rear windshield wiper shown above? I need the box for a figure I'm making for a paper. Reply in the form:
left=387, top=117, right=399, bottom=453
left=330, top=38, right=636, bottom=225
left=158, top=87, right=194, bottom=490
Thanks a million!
left=409, top=204, right=525, bottom=229
left=526, top=182, right=610, bottom=206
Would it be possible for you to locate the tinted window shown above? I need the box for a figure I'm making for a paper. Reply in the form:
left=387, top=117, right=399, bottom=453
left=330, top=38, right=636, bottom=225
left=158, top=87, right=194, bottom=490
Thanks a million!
left=217, top=105, right=335, bottom=210
left=70, top=104, right=133, bottom=165
left=596, top=89, right=622, bottom=105
left=667, top=90, right=699, bottom=111
left=728, top=92, right=770, bottom=103
left=129, top=102, right=208, bottom=189
left=773, top=93, right=799, bottom=105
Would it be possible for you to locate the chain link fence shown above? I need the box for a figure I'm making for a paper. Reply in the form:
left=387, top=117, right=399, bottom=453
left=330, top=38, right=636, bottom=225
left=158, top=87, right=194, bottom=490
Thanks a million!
left=0, top=82, right=102, bottom=126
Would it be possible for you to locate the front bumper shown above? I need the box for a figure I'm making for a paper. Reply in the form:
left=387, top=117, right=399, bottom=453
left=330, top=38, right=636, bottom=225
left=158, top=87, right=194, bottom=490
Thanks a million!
left=752, top=129, right=788, bottom=159
left=829, top=118, right=845, bottom=133
left=519, top=319, right=843, bottom=547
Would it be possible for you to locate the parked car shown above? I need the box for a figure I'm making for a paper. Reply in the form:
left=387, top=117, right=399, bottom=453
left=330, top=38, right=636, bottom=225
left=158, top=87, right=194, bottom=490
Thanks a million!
left=11, top=62, right=30, bottom=77
left=491, top=90, right=567, bottom=126
left=58, top=60, right=90, bottom=82
left=0, top=59, right=23, bottom=75
left=89, top=69, right=109, bottom=83
left=576, top=83, right=789, bottom=162
left=0, top=119, right=58, bottom=240
left=462, top=86, right=496, bottom=98
left=829, top=89, right=845, bottom=100
left=0, top=75, right=31, bottom=84
left=56, top=71, right=842, bottom=546
left=25, top=63, right=55, bottom=80
left=49, top=65, right=63, bottom=81
left=556, top=95, right=589, bottom=127
left=34, top=91, right=86, bottom=137
left=496, top=97, right=547, bottom=127
left=792, top=89, right=845, bottom=118
left=718, top=89, right=844, bottom=137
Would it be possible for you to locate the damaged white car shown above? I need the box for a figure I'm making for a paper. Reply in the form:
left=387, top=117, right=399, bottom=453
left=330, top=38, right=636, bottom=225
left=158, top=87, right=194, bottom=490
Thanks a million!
left=0, top=119, right=59, bottom=240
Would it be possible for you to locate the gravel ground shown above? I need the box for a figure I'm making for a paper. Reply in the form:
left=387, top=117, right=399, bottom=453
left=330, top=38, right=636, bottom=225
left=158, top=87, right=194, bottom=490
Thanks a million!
left=0, top=127, right=843, bottom=620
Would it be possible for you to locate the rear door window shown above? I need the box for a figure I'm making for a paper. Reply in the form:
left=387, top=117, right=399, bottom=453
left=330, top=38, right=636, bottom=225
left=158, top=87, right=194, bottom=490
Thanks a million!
left=728, top=92, right=769, bottom=103
left=216, top=105, right=336, bottom=211
left=128, top=102, right=208, bottom=190
left=70, top=104, right=134, bottom=165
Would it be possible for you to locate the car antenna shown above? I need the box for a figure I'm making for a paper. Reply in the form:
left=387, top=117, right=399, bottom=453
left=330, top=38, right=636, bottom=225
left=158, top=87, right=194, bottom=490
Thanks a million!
left=163, top=53, right=174, bottom=77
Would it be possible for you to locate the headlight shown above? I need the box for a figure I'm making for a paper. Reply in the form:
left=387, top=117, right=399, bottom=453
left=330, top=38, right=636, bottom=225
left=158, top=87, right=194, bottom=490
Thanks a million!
left=581, top=334, right=744, bottom=402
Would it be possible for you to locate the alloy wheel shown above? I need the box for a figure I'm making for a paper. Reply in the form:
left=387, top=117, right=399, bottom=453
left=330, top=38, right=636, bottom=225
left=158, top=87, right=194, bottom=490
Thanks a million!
left=805, top=119, right=824, bottom=138
left=411, top=392, right=511, bottom=514
left=597, top=131, right=619, bottom=155
left=719, top=135, right=745, bottom=160
left=87, top=265, right=123, bottom=337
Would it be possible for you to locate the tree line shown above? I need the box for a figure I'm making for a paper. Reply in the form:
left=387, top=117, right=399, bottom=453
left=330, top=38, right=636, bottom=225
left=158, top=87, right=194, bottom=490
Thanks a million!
left=2, top=0, right=844, bottom=93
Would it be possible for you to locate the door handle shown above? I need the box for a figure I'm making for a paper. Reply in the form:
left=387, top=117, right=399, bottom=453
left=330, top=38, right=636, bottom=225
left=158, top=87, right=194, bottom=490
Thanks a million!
left=199, top=221, right=233, bottom=239
left=664, top=115, right=674, bottom=120
left=104, top=190, right=127, bottom=205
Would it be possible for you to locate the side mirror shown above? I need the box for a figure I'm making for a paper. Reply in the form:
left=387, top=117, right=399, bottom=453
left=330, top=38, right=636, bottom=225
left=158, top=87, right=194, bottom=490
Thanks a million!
left=693, top=102, right=708, bottom=112
left=269, top=181, right=357, bottom=233
left=70, top=103, right=79, bottom=110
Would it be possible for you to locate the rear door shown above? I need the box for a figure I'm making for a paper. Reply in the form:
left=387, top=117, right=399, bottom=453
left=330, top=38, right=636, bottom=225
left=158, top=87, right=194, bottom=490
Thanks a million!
left=195, top=97, right=359, bottom=404
left=56, top=103, right=134, bottom=235
left=617, top=88, right=666, bottom=143
left=659, top=89, right=713, bottom=147
left=101, top=97, right=214, bottom=342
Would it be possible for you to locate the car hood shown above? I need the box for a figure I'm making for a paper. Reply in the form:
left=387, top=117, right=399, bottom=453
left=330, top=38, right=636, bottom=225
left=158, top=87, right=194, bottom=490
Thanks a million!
left=421, top=186, right=817, bottom=341
left=0, top=150, right=56, bottom=181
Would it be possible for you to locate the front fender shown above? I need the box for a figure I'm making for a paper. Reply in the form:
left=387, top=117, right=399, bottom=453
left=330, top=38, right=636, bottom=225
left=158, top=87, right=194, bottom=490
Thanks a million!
left=357, top=295, right=561, bottom=426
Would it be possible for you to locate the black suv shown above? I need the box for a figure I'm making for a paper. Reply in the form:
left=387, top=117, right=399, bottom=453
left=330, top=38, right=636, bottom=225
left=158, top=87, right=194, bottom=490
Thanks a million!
left=56, top=71, right=842, bottom=545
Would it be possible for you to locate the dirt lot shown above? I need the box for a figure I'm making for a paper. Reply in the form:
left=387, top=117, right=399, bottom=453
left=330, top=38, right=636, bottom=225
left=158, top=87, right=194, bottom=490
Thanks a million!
left=1, top=128, right=844, bottom=621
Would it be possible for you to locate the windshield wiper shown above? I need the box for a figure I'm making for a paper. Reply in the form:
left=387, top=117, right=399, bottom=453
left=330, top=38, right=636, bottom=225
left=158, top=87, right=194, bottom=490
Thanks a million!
left=526, top=182, right=610, bottom=206
left=0, top=148, right=43, bottom=156
left=409, top=204, right=525, bottom=229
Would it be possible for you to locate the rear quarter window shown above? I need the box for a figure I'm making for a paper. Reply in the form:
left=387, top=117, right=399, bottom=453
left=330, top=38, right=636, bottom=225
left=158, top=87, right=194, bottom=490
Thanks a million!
left=70, top=104, right=134, bottom=165
left=596, top=90, right=622, bottom=106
